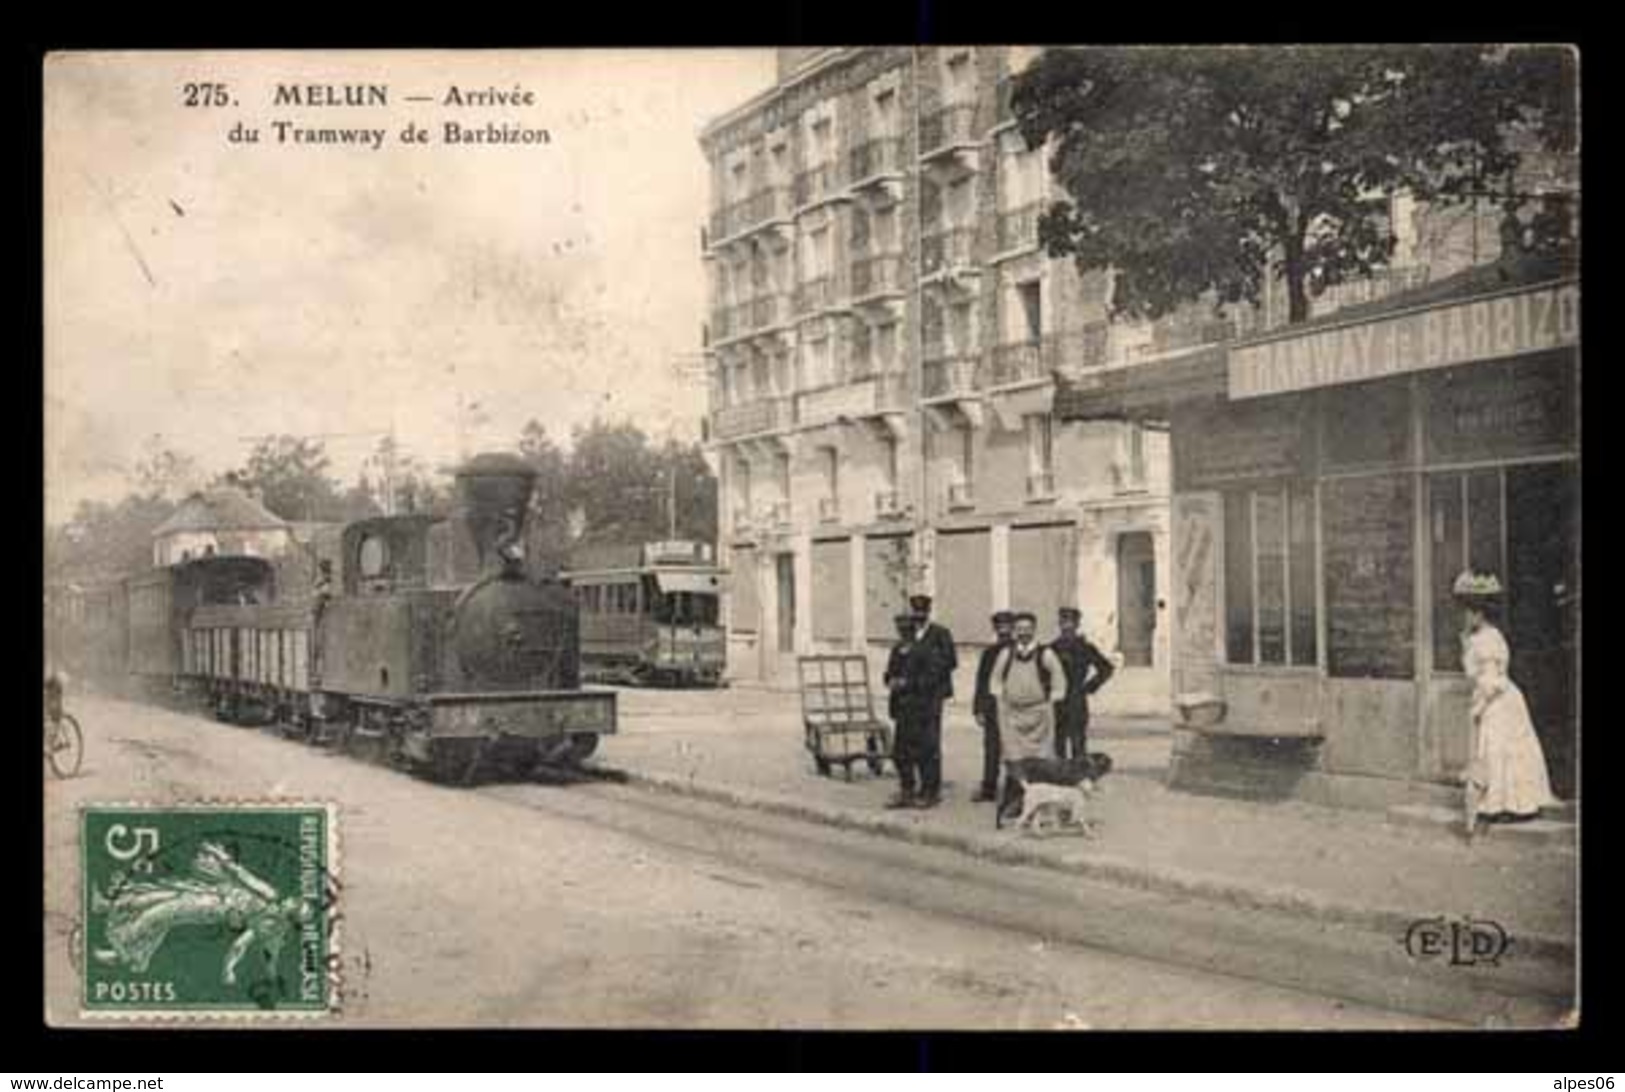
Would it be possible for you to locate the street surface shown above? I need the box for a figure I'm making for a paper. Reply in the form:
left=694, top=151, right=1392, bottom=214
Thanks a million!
left=46, top=691, right=1459, bottom=1029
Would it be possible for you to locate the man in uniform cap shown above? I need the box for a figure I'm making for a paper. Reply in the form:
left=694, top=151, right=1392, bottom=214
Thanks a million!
left=1051, top=605, right=1115, bottom=763
left=907, top=593, right=957, bottom=808
left=971, top=610, right=1017, bottom=803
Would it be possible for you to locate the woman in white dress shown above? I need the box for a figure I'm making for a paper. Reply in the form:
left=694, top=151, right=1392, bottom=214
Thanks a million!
left=1455, top=571, right=1558, bottom=840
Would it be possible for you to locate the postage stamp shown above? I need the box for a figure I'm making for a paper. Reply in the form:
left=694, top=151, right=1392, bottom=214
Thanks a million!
left=79, top=802, right=339, bottom=1019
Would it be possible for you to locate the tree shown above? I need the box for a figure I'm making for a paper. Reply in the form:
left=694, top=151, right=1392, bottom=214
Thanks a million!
left=563, top=419, right=718, bottom=549
left=1011, top=45, right=1576, bottom=324
left=232, top=435, right=345, bottom=522
left=130, top=435, right=203, bottom=502
left=518, top=420, right=573, bottom=570
left=46, top=494, right=176, bottom=580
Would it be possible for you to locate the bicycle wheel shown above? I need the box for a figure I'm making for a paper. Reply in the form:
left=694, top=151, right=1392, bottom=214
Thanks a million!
left=48, top=714, right=83, bottom=779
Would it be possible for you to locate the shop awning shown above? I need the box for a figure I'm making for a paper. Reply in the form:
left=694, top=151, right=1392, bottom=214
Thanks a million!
left=1052, top=344, right=1229, bottom=422
left=655, top=571, right=723, bottom=595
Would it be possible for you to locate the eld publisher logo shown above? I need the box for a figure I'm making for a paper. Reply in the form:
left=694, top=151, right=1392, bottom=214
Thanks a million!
left=1403, top=915, right=1511, bottom=966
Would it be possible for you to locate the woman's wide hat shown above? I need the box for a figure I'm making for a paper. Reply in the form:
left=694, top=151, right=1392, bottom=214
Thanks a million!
left=1452, top=570, right=1504, bottom=600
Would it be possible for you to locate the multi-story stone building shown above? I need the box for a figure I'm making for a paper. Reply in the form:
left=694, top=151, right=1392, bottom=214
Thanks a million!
left=699, top=47, right=1189, bottom=710
left=697, top=45, right=1565, bottom=714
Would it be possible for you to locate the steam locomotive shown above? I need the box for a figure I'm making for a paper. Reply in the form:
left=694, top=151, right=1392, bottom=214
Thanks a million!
left=63, top=453, right=615, bottom=784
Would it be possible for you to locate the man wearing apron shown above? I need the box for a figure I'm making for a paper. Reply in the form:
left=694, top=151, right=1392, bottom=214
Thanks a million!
left=990, top=612, right=1069, bottom=820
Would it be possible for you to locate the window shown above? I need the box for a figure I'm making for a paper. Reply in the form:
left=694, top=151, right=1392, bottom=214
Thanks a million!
left=810, top=118, right=833, bottom=167
left=874, top=321, right=898, bottom=370
left=1024, top=414, right=1053, bottom=478
left=882, top=436, right=900, bottom=490
left=943, top=51, right=972, bottom=104
left=1224, top=484, right=1319, bottom=666
left=946, top=176, right=973, bottom=226
left=823, top=446, right=840, bottom=505
left=1016, top=280, right=1042, bottom=342
left=1428, top=469, right=1504, bottom=670
left=803, top=334, right=832, bottom=388
left=873, top=205, right=897, bottom=252
left=358, top=534, right=390, bottom=579
left=872, top=88, right=897, bottom=137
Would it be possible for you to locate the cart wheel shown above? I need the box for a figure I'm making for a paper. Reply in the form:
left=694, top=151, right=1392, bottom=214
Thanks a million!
left=47, top=714, right=83, bottom=779
left=814, top=756, right=832, bottom=777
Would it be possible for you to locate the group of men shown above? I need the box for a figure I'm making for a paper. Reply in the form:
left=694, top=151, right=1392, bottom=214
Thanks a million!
left=883, top=595, right=1115, bottom=812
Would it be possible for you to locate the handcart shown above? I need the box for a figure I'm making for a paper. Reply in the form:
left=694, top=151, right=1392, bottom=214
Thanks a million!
left=798, top=654, right=892, bottom=780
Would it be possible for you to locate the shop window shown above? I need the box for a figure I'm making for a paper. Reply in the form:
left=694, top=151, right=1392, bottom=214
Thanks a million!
left=1224, top=484, right=1319, bottom=667
left=1428, top=469, right=1505, bottom=671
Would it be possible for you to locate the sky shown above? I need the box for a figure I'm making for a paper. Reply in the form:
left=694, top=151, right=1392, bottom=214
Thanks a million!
left=44, top=50, right=777, bottom=525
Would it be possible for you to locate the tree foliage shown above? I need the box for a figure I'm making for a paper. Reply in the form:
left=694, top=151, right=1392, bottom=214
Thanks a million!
left=232, top=435, right=346, bottom=522
left=1011, top=45, right=1576, bottom=323
left=564, top=419, right=717, bottom=550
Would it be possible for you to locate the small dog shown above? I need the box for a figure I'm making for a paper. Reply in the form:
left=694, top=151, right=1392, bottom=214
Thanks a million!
left=998, top=753, right=1113, bottom=836
left=1013, top=779, right=1101, bottom=837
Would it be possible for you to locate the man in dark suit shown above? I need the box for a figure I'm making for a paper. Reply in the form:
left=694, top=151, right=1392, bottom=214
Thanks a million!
left=908, top=594, right=957, bottom=808
left=972, top=610, right=1016, bottom=803
left=1051, top=606, right=1115, bottom=762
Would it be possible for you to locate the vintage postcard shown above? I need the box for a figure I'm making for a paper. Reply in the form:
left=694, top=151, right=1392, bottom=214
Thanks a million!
left=43, top=47, right=1578, bottom=1029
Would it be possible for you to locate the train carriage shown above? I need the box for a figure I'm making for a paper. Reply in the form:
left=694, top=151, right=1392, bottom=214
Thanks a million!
left=564, top=539, right=726, bottom=687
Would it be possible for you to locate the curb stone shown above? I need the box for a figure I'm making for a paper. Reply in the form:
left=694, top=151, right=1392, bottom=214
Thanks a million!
left=617, top=767, right=1575, bottom=966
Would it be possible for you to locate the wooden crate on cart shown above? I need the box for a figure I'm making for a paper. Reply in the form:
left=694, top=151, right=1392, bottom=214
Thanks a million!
left=798, top=654, right=892, bottom=779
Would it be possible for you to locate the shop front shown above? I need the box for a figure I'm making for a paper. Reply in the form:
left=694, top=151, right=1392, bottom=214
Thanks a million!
left=1064, top=267, right=1579, bottom=808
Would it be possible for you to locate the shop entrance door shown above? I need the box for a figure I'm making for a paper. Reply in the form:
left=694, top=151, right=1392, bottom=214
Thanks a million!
left=775, top=553, right=797, bottom=655
left=1505, top=462, right=1578, bottom=799
left=1117, top=531, right=1156, bottom=668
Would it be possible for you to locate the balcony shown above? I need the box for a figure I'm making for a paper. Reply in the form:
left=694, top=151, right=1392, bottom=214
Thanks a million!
left=796, top=371, right=909, bottom=426
left=817, top=496, right=840, bottom=524
left=921, top=226, right=976, bottom=278
left=710, top=307, right=733, bottom=342
left=920, top=104, right=979, bottom=158
left=987, top=339, right=1045, bottom=388
left=849, top=136, right=905, bottom=187
left=793, top=163, right=847, bottom=211
left=1026, top=470, right=1057, bottom=501
left=946, top=481, right=976, bottom=511
left=995, top=202, right=1042, bottom=255
left=708, top=187, right=793, bottom=247
left=922, top=350, right=984, bottom=399
left=712, top=398, right=783, bottom=441
left=747, top=291, right=791, bottom=333
left=732, top=508, right=755, bottom=535
left=874, top=490, right=904, bottom=520
left=794, top=275, right=845, bottom=316
left=850, top=252, right=905, bottom=299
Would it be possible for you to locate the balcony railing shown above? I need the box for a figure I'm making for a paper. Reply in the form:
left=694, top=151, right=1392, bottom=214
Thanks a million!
left=708, top=186, right=792, bottom=244
left=921, top=226, right=976, bottom=276
left=946, top=481, right=976, bottom=511
left=987, top=339, right=1044, bottom=387
left=1026, top=471, right=1057, bottom=500
left=712, top=398, right=782, bottom=441
left=817, top=497, right=840, bottom=524
left=920, top=104, right=978, bottom=156
left=874, top=490, right=904, bottom=519
left=747, top=291, right=790, bottom=332
left=794, top=275, right=841, bottom=315
left=763, top=501, right=792, bottom=528
left=849, top=136, right=905, bottom=183
left=851, top=252, right=905, bottom=298
left=922, top=351, right=983, bottom=399
left=793, top=163, right=842, bottom=209
left=995, top=202, right=1042, bottom=253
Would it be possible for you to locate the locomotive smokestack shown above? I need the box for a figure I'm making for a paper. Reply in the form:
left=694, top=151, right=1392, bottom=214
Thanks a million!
left=453, top=452, right=537, bottom=577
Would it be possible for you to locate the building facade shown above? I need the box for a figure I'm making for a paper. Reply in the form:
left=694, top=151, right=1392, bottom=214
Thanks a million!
left=699, top=47, right=1202, bottom=711
left=151, top=486, right=294, bottom=567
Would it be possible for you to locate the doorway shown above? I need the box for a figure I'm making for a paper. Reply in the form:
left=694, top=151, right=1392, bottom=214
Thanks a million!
left=1117, top=531, right=1156, bottom=668
left=775, top=553, right=797, bottom=655
left=1505, top=462, right=1578, bottom=799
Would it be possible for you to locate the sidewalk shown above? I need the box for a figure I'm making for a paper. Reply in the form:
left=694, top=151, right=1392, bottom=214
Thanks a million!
left=602, top=686, right=1577, bottom=954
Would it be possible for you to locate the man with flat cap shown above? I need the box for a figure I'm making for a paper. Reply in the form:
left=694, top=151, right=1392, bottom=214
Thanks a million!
left=971, top=610, right=1016, bottom=803
left=1051, top=605, right=1115, bottom=763
left=908, top=593, right=957, bottom=808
